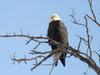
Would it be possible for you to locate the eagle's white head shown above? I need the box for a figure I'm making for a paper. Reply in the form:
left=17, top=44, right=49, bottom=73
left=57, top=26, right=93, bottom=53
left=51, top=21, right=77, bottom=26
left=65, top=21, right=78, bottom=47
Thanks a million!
left=50, top=14, right=61, bottom=21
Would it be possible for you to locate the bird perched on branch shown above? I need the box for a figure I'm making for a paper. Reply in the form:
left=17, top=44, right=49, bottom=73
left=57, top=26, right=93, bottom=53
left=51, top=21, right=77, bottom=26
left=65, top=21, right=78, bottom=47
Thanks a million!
left=47, top=14, right=68, bottom=66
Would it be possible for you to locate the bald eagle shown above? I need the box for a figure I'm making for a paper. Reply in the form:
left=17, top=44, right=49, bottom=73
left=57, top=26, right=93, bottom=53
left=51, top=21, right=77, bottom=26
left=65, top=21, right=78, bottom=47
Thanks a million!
left=47, top=14, right=68, bottom=66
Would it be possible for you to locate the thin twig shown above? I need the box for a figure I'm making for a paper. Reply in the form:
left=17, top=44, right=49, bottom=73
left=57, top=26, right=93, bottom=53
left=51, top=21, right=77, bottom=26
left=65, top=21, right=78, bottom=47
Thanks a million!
left=86, top=0, right=100, bottom=27
left=49, top=63, right=54, bottom=75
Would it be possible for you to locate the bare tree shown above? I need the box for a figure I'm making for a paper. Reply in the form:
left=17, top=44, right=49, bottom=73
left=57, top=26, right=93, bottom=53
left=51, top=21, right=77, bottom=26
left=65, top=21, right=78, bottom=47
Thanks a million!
left=0, top=0, right=100, bottom=75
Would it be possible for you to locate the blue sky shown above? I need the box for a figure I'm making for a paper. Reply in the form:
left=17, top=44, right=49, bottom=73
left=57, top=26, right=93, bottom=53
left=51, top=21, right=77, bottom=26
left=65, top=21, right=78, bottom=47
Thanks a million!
left=0, top=0, right=99, bottom=75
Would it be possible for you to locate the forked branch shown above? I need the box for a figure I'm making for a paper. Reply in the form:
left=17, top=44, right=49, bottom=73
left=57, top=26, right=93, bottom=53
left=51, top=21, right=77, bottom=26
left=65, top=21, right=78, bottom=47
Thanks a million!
left=0, top=33, right=100, bottom=74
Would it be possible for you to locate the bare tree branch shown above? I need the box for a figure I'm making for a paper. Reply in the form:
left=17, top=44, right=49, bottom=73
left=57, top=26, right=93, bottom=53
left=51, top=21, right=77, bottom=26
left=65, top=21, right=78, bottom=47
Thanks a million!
left=70, top=4, right=100, bottom=74
left=49, top=64, right=54, bottom=75
left=86, top=0, right=100, bottom=27
left=0, top=33, right=100, bottom=74
left=0, top=0, right=99, bottom=75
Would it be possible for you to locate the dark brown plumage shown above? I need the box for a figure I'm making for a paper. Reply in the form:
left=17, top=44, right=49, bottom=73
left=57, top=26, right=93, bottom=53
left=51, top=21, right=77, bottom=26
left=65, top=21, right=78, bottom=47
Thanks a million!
left=47, top=14, right=68, bottom=66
